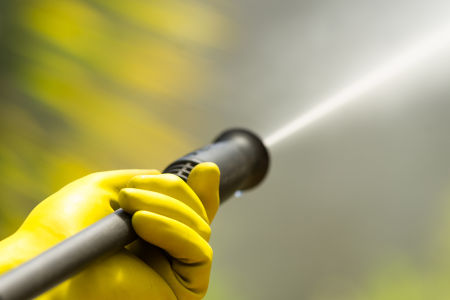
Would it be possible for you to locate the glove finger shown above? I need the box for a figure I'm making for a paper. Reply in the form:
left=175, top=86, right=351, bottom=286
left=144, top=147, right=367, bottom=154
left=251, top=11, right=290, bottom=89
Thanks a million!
left=127, top=241, right=210, bottom=300
left=127, top=174, right=208, bottom=222
left=132, top=211, right=212, bottom=298
left=119, top=188, right=211, bottom=240
left=132, top=211, right=212, bottom=263
left=187, top=162, right=220, bottom=223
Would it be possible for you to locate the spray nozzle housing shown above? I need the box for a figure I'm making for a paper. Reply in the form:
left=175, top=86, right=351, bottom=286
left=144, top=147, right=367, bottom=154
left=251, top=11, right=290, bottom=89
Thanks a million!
left=163, top=128, right=270, bottom=201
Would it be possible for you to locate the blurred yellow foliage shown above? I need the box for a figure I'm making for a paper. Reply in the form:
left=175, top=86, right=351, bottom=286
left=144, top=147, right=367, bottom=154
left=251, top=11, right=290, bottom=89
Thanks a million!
left=0, top=0, right=228, bottom=239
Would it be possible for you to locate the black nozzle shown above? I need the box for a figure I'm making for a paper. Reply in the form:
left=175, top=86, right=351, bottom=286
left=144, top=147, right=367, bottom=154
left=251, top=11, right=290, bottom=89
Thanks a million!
left=163, top=128, right=270, bottom=201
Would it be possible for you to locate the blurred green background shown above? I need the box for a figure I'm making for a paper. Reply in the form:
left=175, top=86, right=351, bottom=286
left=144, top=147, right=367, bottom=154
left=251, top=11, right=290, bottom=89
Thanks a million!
left=0, top=0, right=227, bottom=234
left=2, top=1, right=450, bottom=299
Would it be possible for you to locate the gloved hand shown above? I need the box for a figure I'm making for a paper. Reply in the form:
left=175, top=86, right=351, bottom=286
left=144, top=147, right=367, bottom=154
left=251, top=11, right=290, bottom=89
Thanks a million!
left=0, top=162, right=220, bottom=300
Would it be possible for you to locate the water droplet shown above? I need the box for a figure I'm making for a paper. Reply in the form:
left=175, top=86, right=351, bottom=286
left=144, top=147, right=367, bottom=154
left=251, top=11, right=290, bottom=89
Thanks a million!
left=234, top=190, right=243, bottom=198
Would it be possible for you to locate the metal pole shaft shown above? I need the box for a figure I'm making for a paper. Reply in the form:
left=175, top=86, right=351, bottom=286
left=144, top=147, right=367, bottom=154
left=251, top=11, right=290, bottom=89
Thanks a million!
left=0, top=209, right=136, bottom=300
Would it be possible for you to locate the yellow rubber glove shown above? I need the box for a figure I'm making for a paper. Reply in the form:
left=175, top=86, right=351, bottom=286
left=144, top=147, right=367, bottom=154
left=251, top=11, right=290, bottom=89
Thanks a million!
left=0, top=162, right=220, bottom=300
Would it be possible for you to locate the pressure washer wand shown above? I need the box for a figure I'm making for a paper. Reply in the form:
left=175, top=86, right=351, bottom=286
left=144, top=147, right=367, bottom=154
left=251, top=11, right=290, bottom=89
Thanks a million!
left=0, top=128, right=270, bottom=300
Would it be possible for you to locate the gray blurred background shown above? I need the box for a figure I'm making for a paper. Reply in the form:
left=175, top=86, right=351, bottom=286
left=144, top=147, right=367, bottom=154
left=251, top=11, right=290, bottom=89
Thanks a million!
left=206, top=0, right=450, bottom=299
